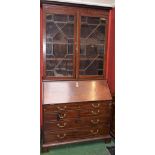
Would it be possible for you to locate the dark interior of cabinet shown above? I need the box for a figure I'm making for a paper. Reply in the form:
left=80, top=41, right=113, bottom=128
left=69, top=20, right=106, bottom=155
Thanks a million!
left=46, top=14, right=75, bottom=77
left=80, top=16, right=105, bottom=76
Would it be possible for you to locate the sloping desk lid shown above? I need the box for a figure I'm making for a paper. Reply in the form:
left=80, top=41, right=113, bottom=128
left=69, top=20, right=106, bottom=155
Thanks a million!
left=43, top=80, right=112, bottom=104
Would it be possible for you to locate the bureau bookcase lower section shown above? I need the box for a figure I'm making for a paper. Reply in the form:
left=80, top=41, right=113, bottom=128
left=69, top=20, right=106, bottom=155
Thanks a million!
left=42, top=101, right=112, bottom=149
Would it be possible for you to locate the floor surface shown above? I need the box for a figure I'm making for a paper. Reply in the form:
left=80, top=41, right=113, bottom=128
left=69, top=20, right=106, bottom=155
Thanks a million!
left=41, top=140, right=115, bottom=155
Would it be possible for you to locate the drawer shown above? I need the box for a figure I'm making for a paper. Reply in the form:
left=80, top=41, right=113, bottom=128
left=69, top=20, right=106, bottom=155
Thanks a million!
left=80, top=101, right=112, bottom=110
left=43, top=115, right=110, bottom=131
left=43, top=126, right=109, bottom=144
left=80, top=107, right=111, bottom=117
left=43, top=101, right=111, bottom=122
left=43, top=103, right=80, bottom=113
left=43, top=110, right=80, bottom=121
left=43, top=101, right=111, bottom=113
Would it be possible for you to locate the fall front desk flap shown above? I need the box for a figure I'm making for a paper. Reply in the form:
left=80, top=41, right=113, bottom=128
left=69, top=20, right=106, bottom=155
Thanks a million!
left=43, top=80, right=112, bottom=104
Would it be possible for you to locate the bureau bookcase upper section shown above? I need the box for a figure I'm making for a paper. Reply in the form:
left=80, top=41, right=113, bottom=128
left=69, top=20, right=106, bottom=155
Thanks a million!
left=42, top=4, right=109, bottom=80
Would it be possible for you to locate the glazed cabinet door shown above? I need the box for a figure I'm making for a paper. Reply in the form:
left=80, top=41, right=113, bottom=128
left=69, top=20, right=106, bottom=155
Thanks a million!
left=43, top=6, right=77, bottom=80
left=79, top=14, right=107, bottom=79
left=42, top=5, right=109, bottom=80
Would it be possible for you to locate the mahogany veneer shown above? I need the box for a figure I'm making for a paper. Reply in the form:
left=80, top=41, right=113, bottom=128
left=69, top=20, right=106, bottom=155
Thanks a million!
left=42, top=80, right=112, bottom=150
left=43, top=80, right=112, bottom=104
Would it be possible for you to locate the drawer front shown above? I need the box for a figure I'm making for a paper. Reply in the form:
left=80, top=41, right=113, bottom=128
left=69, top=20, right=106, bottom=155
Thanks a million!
left=80, top=101, right=111, bottom=110
left=43, top=116, right=110, bottom=131
left=43, top=103, right=80, bottom=112
left=43, top=101, right=111, bottom=119
left=44, top=108, right=110, bottom=121
left=44, top=110, right=80, bottom=121
left=80, top=108, right=111, bottom=117
left=43, top=101, right=111, bottom=113
left=43, top=126, right=109, bottom=144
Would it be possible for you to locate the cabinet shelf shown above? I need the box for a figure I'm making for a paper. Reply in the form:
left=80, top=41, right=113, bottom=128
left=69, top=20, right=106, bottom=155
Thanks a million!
left=46, top=42, right=74, bottom=45
left=46, top=58, right=72, bottom=61
left=46, top=58, right=103, bottom=61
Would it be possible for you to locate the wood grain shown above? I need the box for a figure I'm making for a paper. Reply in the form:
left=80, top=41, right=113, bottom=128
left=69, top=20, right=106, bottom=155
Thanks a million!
left=42, top=136, right=111, bottom=147
left=43, top=115, right=110, bottom=131
left=43, top=80, right=112, bottom=104
left=43, top=126, right=109, bottom=144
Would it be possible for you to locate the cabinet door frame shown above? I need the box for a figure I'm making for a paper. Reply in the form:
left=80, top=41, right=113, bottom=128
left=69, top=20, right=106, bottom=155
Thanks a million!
left=77, top=9, right=109, bottom=80
left=43, top=5, right=77, bottom=80
left=42, top=4, right=109, bottom=80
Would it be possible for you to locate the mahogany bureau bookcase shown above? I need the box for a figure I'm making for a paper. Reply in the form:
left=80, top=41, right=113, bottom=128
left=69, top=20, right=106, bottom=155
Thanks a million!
left=41, top=3, right=113, bottom=151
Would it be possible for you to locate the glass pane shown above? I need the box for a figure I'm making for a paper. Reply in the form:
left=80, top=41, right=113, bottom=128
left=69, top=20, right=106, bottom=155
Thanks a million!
left=80, top=16, right=106, bottom=76
left=46, top=14, right=74, bottom=77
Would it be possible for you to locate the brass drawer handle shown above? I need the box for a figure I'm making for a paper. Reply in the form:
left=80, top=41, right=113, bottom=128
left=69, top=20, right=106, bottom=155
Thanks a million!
left=57, top=133, right=66, bottom=139
left=59, top=113, right=66, bottom=119
left=92, top=103, right=100, bottom=108
left=91, top=119, right=100, bottom=124
left=90, top=129, right=99, bottom=135
left=91, top=110, right=100, bottom=115
left=57, top=122, right=67, bottom=128
left=57, top=106, right=67, bottom=111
